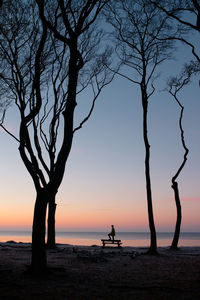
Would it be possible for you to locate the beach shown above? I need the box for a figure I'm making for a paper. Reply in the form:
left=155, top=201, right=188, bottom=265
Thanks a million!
left=0, top=242, right=200, bottom=299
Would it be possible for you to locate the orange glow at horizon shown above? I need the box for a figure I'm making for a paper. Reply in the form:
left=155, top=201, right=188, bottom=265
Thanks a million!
left=0, top=211, right=33, bottom=229
left=0, top=194, right=200, bottom=231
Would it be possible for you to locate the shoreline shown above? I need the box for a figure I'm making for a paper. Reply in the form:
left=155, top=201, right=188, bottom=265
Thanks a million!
left=1, top=240, right=200, bottom=249
left=0, top=242, right=200, bottom=299
left=0, top=231, right=200, bottom=247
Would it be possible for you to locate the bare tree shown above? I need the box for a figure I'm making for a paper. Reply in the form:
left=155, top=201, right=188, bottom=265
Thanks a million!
left=167, top=61, right=200, bottom=249
left=0, top=0, right=10, bottom=119
left=150, top=0, right=200, bottom=62
left=149, top=0, right=200, bottom=248
left=0, top=0, right=113, bottom=273
left=35, top=0, right=112, bottom=250
left=0, top=0, right=52, bottom=272
left=106, top=0, right=174, bottom=254
left=150, top=0, right=200, bottom=32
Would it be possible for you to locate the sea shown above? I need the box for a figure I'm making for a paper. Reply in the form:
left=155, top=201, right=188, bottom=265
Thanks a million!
left=0, top=231, right=200, bottom=247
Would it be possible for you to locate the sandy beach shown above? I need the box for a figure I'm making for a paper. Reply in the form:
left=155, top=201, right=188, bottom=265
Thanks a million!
left=0, top=242, right=200, bottom=299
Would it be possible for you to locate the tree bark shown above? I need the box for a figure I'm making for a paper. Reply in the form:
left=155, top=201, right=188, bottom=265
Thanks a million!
left=31, top=188, right=48, bottom=273
left=171, top=181, right=182, bottom=249
left=141, top=85, right=157, bottom=254
left=47, top=199, right=57, bottom=248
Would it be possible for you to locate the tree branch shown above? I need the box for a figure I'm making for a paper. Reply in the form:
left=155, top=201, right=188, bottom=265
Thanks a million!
left=0, top=123, right=20, bottom=143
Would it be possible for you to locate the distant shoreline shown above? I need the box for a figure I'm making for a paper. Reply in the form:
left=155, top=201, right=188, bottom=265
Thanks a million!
left=1, top=240, right=200, bottom=251
left=0, top=231, right=199, bottom=247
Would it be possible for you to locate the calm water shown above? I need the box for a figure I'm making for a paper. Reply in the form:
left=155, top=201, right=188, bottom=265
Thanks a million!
left=0, top=231, right=200, bottom=247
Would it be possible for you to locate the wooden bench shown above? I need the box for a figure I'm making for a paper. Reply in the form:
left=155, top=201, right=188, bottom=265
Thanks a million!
left=101, top=239, right=122, bottom=248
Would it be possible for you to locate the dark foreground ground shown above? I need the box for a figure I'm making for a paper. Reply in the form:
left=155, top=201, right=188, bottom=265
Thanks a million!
left=0, top=242, right=200, bottom=299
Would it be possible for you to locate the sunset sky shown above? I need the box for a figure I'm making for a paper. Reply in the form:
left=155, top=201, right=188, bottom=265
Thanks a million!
left=0, top=30, right=200, bottom=233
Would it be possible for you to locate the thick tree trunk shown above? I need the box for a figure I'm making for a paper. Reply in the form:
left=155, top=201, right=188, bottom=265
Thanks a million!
left=31, top=189, right=48, bottom=273
left=47, top=199, right=57, bottom=248
left=141, top=85, right=157, bottom=254
left=171, top=181, right=182, bottom=249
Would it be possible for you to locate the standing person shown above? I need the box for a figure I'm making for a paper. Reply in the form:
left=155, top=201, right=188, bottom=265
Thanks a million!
left=108, top=225, right=115, bottom=241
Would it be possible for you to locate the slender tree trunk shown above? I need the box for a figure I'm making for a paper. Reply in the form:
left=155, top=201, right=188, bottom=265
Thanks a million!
left=171, top=181, right=182, bottom=249
left=141, top=85, right=157, bottom=254
left=31, top=188, right=48, bottom=273
left=168, top=92, right=188, bottom=250
left=47, top=199, right=57, bottom=248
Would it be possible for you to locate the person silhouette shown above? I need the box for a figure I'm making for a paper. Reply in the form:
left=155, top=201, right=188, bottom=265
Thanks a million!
left=108, top=225, right=115, bottom=241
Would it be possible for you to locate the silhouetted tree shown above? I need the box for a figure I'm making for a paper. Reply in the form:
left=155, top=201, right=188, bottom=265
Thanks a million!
left=106, top=0, right=174, bottom=254
left=150, top=0, right=200, bottom=32
left=0, top=0, right=112, bottom=273
left=0, top=0, right=52, bottom=272
left=0, top=0, right=10, bottom=120
left=167, top=61, right=200, bottom=249
left=36, top=0, right=112, bottom=250
left=150, top=0, right=200, bottom=247
left=150, top=0, right=200, bottom=62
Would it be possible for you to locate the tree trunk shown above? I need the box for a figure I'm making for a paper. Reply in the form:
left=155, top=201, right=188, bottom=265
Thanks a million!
left=141, top=85, right=157, bottom=254
left=171, top=181, right=182, bottom=249
left=45, top=47, right=79, bottom=248
left=31, top=189, right=48, bottom=273
left=47, top=199, right=57, bottom=248
left=168, top=97, right=187, bottom=250
left=146, top=160, right=157, bottom=254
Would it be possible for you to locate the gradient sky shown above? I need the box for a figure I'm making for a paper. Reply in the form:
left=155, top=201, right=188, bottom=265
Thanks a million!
left=0, top=32, right=200, bottom=233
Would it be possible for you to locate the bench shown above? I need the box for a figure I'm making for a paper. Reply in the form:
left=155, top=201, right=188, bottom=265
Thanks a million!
left=101, top=239, right=122, bottom=248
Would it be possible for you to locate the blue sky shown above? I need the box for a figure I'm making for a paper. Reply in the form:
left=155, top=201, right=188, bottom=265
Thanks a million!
left=0, top=26, right=200, bottom=233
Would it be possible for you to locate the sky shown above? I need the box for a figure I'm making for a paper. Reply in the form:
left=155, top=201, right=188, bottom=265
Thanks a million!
left=0, top=26, right=200, bottom=234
